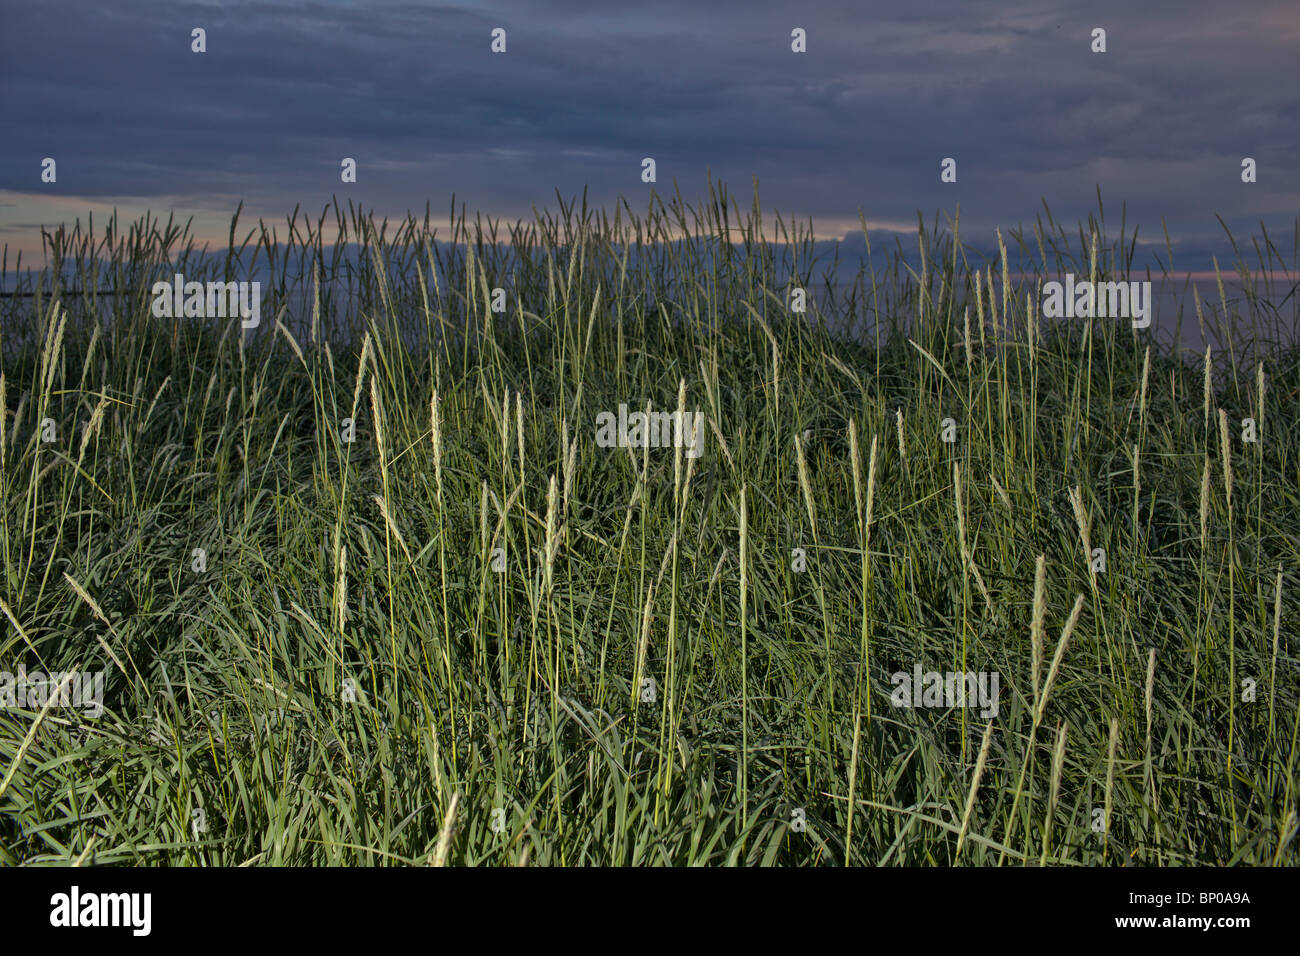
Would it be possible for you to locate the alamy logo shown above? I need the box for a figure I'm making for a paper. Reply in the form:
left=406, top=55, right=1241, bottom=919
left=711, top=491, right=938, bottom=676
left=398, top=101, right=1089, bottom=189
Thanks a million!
left=1041, top=274, right=1151, bottom=329
left=150, top=273, right=261, bottom=328
left=595, top=403, right=705, bottom=458
left=49, top=886, right=151, bottom=936
left=890, top=664, right=1000, bottom=718
left=0, top=667, right=104, bottom=717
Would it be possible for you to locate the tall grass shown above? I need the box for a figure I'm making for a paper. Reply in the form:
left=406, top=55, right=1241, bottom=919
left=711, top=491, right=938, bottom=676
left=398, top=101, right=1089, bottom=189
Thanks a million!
left=1, top=183, right=1298, bottom=865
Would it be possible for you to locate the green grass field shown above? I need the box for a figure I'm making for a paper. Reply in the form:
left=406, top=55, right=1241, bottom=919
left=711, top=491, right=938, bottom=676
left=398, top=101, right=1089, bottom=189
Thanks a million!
left=2, top=185, right=1297, bottom=865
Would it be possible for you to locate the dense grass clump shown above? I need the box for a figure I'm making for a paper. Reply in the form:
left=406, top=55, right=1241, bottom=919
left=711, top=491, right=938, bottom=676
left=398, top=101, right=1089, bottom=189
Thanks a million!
left=1, top=185, right=1298, bottom=865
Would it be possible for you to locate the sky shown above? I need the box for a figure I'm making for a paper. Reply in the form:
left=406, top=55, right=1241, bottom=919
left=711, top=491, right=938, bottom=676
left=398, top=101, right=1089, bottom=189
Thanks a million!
left=1, top=0, right=1297, bottom=271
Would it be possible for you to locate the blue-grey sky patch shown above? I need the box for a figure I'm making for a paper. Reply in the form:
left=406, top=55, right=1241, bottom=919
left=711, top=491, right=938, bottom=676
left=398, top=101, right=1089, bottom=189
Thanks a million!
left=0, top=0, right=1296, bottom=266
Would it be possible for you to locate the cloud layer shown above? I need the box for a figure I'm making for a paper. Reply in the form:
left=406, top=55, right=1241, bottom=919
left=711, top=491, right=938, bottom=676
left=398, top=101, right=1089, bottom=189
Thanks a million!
left=1, top=0, right=1296, bottom=264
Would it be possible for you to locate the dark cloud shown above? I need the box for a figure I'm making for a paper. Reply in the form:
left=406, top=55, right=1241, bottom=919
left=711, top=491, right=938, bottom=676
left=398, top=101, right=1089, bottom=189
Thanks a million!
left=0, top=0, right=1296, bottom=266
